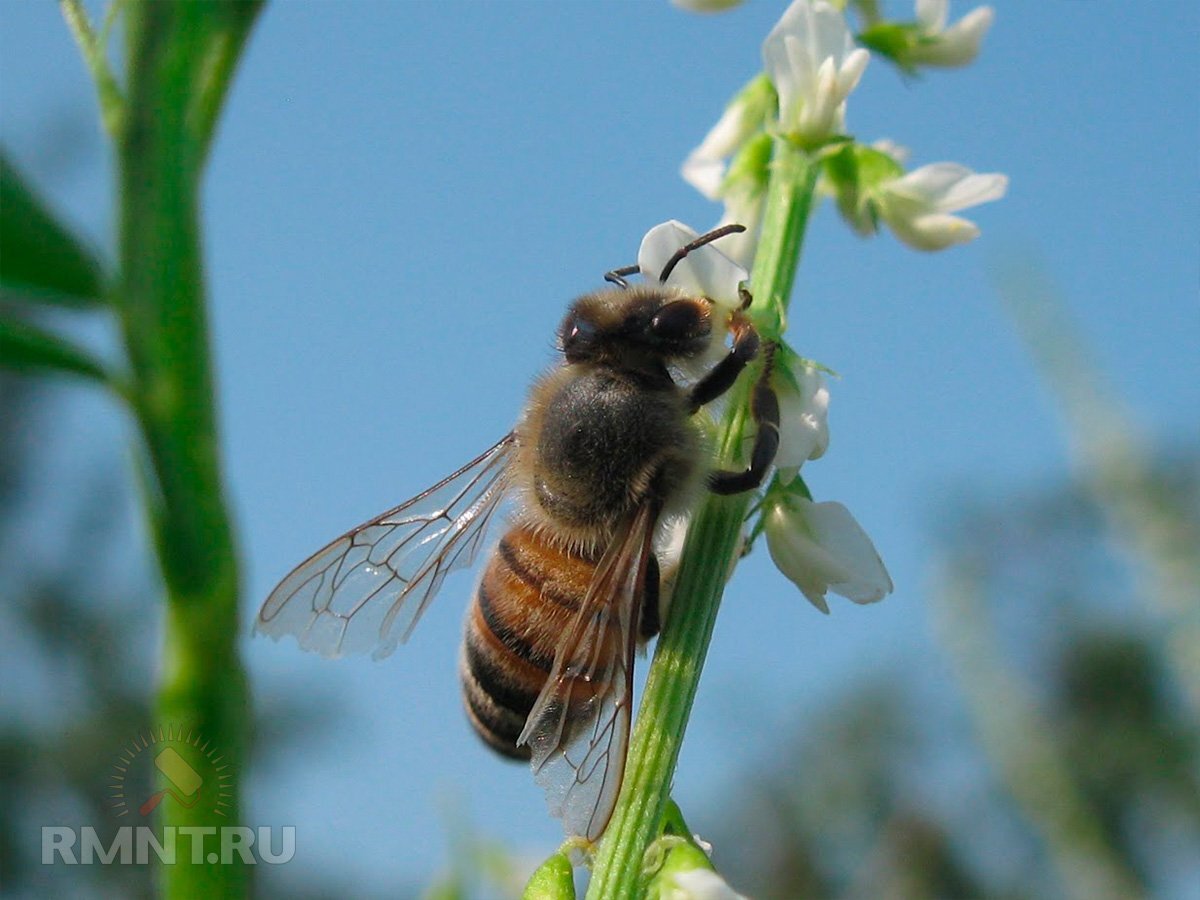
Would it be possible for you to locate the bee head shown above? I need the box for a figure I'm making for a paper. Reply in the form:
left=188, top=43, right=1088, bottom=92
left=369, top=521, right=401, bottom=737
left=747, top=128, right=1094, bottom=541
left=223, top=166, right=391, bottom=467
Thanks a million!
left=559, top=287, right=713, bottom=367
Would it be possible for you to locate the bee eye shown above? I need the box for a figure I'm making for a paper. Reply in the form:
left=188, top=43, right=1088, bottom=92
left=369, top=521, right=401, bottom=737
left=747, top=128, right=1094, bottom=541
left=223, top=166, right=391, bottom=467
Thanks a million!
left=650, top=301, right=704, bottom=342
left=562, top=315, right=598, bottom=360
left=568, top=319, right=596, bottom=342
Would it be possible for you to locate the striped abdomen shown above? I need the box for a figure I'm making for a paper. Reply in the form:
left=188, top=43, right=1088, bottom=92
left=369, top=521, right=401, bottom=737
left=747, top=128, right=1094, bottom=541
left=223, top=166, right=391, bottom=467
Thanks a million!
left=460, top=524, right=611, bottom=760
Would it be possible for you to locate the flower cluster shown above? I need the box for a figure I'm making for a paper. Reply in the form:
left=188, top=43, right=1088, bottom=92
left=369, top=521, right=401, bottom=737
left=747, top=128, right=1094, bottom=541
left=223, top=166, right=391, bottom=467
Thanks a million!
left=762, top=0, right=870, bottom=147
left=683, top=0, right=1004, bottom=260
left=858, top=0, right=996, bottom=70
left=666, top=0, right=1008, bottom=612
left=762, top=353, right=892, bottom=613
left=634, top=216, right=891, bottom=614
left=824, top=142, right=1008, bottom=251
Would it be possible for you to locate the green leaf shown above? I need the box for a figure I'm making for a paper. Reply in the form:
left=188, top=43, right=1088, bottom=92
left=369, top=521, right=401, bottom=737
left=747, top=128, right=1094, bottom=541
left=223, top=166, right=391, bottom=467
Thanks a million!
left=0, top=153, right=105, bottom=306
left=0, top=315, right=112, bottom=383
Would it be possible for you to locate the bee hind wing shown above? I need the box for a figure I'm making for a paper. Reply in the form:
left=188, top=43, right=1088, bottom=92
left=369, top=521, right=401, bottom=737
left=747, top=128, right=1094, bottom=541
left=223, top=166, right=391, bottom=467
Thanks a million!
left=256, top=433, right=517, bottom=660
left=518, top=501, right=659, bottom=842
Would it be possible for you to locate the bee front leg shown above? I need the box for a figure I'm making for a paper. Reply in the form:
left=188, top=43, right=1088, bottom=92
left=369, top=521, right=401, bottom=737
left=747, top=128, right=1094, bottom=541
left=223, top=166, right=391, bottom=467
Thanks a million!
left=707, top=342, right=780, bottom=495
left=688, top=314, right=761, bottom=413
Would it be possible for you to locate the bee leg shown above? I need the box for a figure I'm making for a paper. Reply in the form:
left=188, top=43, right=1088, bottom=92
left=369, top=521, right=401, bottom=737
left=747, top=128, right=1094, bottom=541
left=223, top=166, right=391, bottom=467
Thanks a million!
left=639, top=553, right=662, bottom=641
left=707, top=343, right=780, bottom=495
left=688, top=315, right=761, bottom=413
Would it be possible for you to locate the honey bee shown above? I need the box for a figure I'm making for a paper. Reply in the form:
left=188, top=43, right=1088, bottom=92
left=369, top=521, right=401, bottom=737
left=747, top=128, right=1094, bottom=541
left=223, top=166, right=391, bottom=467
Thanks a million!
left=257, top=224, right=780, bottom=842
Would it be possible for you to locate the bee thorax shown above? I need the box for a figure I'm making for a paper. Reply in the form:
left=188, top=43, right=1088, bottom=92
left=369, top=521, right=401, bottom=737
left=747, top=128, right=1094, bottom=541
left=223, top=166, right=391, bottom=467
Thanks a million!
left=525, top=368, right=696, bottom=533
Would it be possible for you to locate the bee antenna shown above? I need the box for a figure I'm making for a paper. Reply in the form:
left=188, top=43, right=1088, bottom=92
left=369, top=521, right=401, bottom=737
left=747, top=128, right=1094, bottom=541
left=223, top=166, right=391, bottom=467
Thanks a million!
left=604, top=264, right=640, bottom=289
left=658, top=223, right=746, bottom=284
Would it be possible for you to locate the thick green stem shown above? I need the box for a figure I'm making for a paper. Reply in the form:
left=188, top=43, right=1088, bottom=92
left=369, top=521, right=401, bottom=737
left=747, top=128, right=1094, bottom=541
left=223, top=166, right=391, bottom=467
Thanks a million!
left=586, top=139, right=818, bottom=898
left=116, top=3, right=260, bottom=896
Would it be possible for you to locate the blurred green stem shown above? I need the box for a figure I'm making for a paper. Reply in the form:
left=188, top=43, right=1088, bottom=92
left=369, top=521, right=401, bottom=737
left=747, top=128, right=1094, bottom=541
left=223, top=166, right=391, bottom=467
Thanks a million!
left=586, top=138, right=818, bottom=899
left=995, top=264, right=1200, bottom=719
left=114, top=2, right=262, bottom=896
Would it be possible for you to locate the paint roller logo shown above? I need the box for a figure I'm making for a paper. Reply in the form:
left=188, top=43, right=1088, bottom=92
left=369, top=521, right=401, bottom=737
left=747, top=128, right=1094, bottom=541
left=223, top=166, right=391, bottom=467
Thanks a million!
left=109, top=726, right=232, bottom=819
left=140, top=748, right=203, bottom=816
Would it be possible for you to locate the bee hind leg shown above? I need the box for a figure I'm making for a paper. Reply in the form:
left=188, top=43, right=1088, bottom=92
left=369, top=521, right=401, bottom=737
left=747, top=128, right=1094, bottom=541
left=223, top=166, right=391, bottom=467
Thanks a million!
left=639, top=553, right=662, bottom=641
left=707, top=342, right=780, bottom=495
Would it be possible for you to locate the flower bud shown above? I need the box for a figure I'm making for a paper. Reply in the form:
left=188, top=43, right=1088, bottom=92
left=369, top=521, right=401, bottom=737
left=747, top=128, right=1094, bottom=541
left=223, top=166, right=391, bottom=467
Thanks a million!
left=522, top=850, right=575, bottom=900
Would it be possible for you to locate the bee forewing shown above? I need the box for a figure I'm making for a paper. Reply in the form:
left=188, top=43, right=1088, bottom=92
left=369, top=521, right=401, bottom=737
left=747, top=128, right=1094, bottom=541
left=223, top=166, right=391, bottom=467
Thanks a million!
left=519, top=502, right=657, bottom=841
left=256, top=434, right=517, bottom=660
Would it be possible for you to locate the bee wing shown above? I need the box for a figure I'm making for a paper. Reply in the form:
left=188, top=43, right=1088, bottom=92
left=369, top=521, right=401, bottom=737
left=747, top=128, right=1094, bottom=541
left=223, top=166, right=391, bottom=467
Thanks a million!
left=518, top=501, right=659, bottom=842
left=256, top=433, right=517, bottom=660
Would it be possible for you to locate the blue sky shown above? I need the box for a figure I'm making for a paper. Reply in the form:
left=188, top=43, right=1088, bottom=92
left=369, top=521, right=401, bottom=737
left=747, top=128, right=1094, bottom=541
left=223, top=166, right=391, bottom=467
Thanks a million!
left=2, top=1, right=1197, bottom=892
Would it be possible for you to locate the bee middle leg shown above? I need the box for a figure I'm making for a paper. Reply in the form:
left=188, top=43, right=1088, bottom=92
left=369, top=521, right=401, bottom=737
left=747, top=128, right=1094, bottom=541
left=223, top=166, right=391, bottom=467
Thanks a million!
left=688, top=312, right=762, bottom=413
left=707, top=342, right=780, bottom=495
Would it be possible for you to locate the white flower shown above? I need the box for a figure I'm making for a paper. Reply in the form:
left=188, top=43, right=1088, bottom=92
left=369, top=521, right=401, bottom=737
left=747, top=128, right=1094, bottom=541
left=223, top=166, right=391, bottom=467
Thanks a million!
left=683, top=102, right=753, bottom=200
left=871, top=138, right=910, bottom=167
left=668, top=868, right=749, bottom=900
left=681, top=81, right=774, bottom=268
left=908, top=0, right=994, bottom=68
left=765, top=495, right=892, bottom=613
left=711, top=179, right=765, bottom=272
left=762, top=0, right=870, bottom=145
left=774, top=364, right=830, bottom=481
left=874, top=162, right=1007, bottom=251
left=682, top=78, right=773, bottom=202
left=638, top=220, right=748, bottom=309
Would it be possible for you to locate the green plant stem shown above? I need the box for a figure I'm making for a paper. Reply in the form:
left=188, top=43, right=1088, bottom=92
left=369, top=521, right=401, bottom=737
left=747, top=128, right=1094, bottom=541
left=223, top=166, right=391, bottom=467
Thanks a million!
left=586, top=138, right=819, bottom=899
left=61, top=0, right=126, bottom=138
left=116, top=3, right=260, bottom=896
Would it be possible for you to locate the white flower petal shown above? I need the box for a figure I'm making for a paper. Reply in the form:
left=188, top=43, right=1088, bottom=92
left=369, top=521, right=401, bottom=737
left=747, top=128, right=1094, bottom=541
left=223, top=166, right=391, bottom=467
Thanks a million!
left=889, top=211, right=979, bottom=250
left=909, top=4, right=994, bottom=68
left=682, top=103, right=751, bottom=199
left=915, top=0, right=948, bottom=31
left=714, top=191, right=764, bottom=272
left=766, top=505, right=839, bottom=612
left=804, top=501, right=893, bottom=602
left=886, top=162, right=970, bottom=203
left=639, top=220, right=700, bottom=284
left=775, top=366, right=830, bottom=475
left=765, top=498, right=892, bottom=611
left=837, top=47, right=871, bottom=98
left=682, top=156, right=729, bottom=202
left=887, top=163, right=1007, bottom=212
left=670, top=868, right=749, bottom=900
left=763, top=0, right=867, bottom=143
left=875, top=163, right=1006, bottom=251
left=872, top=138, right=911, bottom=165
left=935, top=171, right=1008, bottom=212
left=638, top=220, right=748, bottom=308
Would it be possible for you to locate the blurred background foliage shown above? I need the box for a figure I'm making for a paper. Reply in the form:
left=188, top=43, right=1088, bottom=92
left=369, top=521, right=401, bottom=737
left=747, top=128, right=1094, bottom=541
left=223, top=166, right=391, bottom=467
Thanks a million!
left=713, top=444, right=1200, bottom=899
